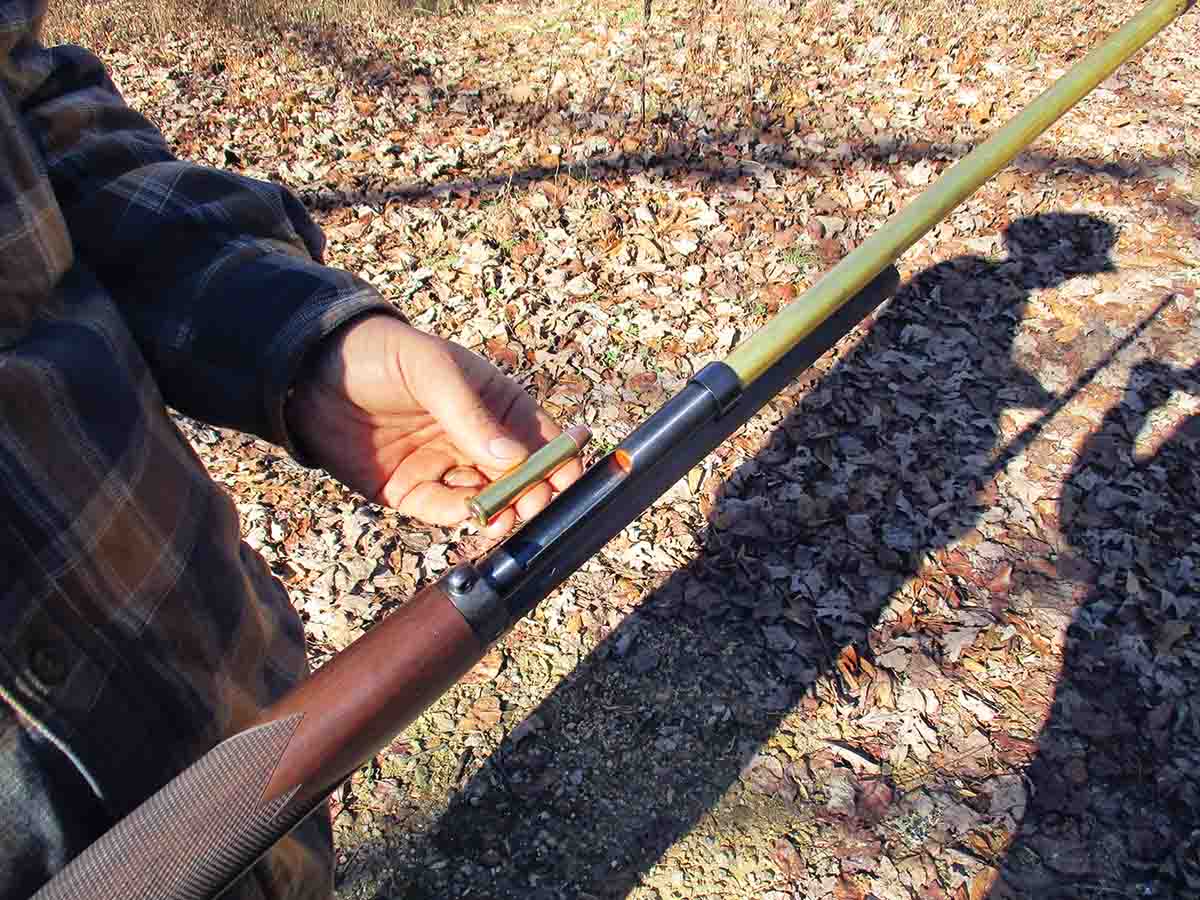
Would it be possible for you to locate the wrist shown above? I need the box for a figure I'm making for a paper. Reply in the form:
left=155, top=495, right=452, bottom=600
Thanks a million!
left=284, top=311, right=399, bottom=466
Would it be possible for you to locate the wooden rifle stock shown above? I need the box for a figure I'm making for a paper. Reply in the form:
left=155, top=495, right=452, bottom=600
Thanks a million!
left=31, top=582, right=482, bottom=900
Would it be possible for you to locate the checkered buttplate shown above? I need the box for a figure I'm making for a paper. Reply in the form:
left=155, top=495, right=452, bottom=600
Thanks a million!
left=32, top=715, right=311, bottom=900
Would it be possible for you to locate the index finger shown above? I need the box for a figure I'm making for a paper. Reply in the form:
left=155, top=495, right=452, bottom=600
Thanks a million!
left=548, top=454, right=584, bottom=492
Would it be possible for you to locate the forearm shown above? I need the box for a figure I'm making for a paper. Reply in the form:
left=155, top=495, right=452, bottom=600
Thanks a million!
left=14, top=40, right=398, bottom=451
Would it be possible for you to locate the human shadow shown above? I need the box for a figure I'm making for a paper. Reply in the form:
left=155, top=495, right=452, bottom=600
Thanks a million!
left=993, top=357, right=1200, bottom=898
left=335, top=212, right=1119, bottom=899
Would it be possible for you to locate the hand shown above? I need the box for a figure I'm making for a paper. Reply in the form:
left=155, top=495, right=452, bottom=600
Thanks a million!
left=286, top=315, right=583, bottom=538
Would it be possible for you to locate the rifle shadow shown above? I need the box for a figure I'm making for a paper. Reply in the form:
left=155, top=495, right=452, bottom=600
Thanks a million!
left=993, top=357, right=1200, bottom=898
left=336, top=212, right=1118, bottom=899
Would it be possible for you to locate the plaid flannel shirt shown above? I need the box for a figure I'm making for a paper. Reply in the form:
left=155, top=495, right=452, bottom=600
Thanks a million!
left=0, top=3, right=396, bottom=896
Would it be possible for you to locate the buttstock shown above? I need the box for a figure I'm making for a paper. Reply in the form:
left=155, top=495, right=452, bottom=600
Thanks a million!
left=34, top=580, right=484, bottom=899
left=31, top=716, right=311, bottom=900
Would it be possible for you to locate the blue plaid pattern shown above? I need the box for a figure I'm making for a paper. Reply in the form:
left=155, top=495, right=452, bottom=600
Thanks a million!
left=0, top=4, right=395, bottom=897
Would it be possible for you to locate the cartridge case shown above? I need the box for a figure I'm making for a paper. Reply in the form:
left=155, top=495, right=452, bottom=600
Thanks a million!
left=467, top=424, right=591, bottom=526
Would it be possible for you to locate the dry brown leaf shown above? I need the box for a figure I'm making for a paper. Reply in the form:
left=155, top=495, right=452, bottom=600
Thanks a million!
left=458, top=695, right=502, bottom=732
left=856, top=779, right=893, bottom=823
left=968, top=866, right=1000, bottom=900
left=771, top=837, right=805, bottom=880
left=461, top=648, right=504, bottom=684
left=985, top=562, right=1013, bottom=596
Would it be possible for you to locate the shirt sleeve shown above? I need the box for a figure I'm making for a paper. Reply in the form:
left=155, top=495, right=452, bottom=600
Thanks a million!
left=11, top=38, right=399, bottom=459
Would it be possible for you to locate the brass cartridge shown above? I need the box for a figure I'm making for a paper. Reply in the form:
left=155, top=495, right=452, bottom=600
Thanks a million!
left=467, top=425, right=591, bottom=526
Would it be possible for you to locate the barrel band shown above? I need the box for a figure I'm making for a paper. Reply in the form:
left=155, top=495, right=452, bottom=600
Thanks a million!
left=691, top=361, right=743, bottom=417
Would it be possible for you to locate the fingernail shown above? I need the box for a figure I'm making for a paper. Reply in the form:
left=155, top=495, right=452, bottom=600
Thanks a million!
left=443, top=466, right=482, bottom=487
left=489, top=437, right=525, bottom=460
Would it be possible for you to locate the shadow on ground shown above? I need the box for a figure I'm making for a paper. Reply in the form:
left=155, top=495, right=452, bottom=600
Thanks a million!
left=281, top=31, right=1198, bottom=225
left=335, top=212, right=1123, bottom=899
left=992, top=358, right=1200, bottom=899
left=306, top=121, right=1198, bottom=234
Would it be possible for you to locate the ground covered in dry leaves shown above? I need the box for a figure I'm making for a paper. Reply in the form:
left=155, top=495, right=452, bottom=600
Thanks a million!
left=55, top=0, right=1200, bottom=896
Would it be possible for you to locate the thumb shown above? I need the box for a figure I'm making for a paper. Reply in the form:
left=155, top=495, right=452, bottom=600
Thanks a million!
left=410, top=344, right=538, bottom=473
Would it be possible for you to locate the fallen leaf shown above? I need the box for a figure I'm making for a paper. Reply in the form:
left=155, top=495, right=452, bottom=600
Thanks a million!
left=484, top=338, right=521, bottom=370
left=876, top=645, right=912, bottom=672
left=985, top=562, right=1012, bottom=595
left=857, top=779, right=893, bottom=823
left=766, top=282, right=798, bottom=305
left=458, top=695, right=502, bottom=732
left=969, top=100, right=994, bottom=125
left=834, top=876, right=866, bottom=900
left=940, top=550, right=976, bottom=580
left=823, top=770, right=859, bottom=818
left=461, top=648, right=504, bottom=684
left=565, top=274, right=596, bottom=296
left=907, top=160, right=933, bottom=185
left=941, top=627, right=982, bottom=663
left=1155, top=620, right=1192, bottom=656
left=625, top=371, right=659, bottom=393
left=958, top=691, right=997, bottom=722
left=772, top=837, right=805, bottom=880
left=993, top=734, right=1038, bottom=765
left=743, top=754, right=786, bottom=794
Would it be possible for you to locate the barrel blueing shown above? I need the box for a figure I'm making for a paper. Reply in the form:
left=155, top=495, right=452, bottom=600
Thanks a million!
left=475, top=363, right=744, bottom=622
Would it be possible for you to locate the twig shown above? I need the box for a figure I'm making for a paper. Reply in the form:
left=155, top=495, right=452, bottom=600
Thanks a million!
left=640, top=38, right=647, bottom=129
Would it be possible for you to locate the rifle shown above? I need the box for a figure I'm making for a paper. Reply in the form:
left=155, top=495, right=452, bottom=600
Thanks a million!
left=34, top=1, right=1194, bottom=896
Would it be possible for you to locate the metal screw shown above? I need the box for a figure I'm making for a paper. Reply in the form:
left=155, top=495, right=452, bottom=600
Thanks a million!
left=446, top=565, right=477, bottom=595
